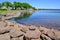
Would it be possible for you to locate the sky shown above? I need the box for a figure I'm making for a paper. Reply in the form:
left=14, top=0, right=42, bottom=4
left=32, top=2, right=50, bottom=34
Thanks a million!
left=0, top=0, right=60, bottom=9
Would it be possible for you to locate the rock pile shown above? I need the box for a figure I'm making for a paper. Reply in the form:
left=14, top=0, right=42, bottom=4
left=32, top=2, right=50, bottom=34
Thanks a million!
left=0, top=20, right=60, bottom=40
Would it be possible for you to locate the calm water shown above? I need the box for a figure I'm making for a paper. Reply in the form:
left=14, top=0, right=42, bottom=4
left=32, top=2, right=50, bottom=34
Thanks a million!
left=11, top=10, right=60, bottom=30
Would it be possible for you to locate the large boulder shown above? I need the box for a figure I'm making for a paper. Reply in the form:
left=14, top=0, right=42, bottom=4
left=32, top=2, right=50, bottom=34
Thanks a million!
left=55, top=31, right=60, bottom=40
left=0, top=33, right=10, bottom=40
left=46, top=29, right=60, bottom=40
left=46, top=30, right=55, bottom=39
left=0, top=26, right=10, bottom=34
left=41, top=34, right=52, bottom=40
left=9, top=28, right=24, bottom=38
left=5, top=21, right=20, bottom=30
left=28, top=25, right=38, bottom=30
left=25, top=29, right=41, bottom=39
left=39, top=27, right=50, bottom=34
left=20, top=26, right=29, bottom=33
left=0, top=21, right=10, bottom=34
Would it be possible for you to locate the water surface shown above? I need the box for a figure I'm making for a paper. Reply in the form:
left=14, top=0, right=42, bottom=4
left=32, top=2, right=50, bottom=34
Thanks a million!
left=11, top=10, right=60, bottom=30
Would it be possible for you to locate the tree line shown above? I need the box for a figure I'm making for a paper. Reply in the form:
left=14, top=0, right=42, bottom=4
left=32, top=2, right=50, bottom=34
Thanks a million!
left=0, top=1, right=36, bottom=10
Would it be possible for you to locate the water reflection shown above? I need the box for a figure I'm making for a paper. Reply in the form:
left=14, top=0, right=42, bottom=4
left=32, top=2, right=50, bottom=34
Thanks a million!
left=11, top=10, right=60, bottom=30
left=10, top=12, right=33, bottom=22
left=15, top=12, right=32, bottom=20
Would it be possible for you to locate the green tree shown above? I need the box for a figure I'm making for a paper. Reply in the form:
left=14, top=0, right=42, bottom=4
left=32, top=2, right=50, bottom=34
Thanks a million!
left=1, top=1, right=35, bottom=10
left=22, top=2, right=32, bottom=10
left=0, top=3, right=2, bottom=9
left=13, top=2, right=22, bottom=10
left=2, top=2, right=12, bottom=9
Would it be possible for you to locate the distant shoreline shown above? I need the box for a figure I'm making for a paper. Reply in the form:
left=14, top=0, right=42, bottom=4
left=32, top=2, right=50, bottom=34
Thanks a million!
left=38, top=9, right=60, bottom=10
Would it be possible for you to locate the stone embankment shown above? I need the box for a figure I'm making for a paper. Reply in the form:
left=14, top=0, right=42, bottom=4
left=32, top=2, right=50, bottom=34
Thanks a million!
left=0, top=20, right=60, bottom=40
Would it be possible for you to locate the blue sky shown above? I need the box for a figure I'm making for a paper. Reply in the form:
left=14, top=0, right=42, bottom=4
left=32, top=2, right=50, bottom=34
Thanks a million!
left=0, top=0, right=60, bottom=9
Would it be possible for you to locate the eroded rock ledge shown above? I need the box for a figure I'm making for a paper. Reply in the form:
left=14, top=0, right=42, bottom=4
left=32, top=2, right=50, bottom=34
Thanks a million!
left=0, top=20, right=60, bottom=40
left=0, top=12, right=21, bottom=20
